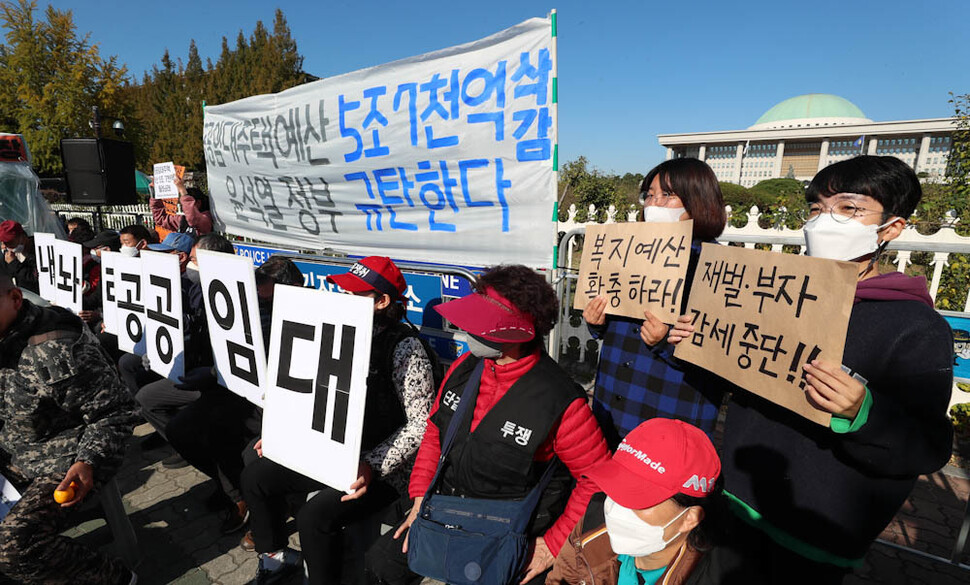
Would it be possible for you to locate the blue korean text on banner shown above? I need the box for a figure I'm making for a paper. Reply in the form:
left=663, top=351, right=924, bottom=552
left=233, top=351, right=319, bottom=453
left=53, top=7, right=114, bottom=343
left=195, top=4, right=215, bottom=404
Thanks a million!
left=233, top=243, right=299, bottom=267
left=203, top=17, right=556, bottom=270
left=943, top=314, right=970, bottom=381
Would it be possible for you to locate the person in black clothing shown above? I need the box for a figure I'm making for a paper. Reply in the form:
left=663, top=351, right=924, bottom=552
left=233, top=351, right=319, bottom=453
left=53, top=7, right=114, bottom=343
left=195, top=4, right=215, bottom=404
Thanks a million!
left=241, top=256, right=437, bottom=585
left=0, top=220, right=38, bottom=294
left=166, top=255, right=304, bottom=534
left=669, top=156, right=954, bottom=584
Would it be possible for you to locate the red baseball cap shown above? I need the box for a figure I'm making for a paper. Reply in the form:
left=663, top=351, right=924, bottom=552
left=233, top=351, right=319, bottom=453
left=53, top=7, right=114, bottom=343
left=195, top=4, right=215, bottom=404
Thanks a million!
left=0, top=220, right=25, bottom=244
left=585, top=418, right=720, bottom=510
left=326, top=256, right=407, bottom=302
left=433, top=286, right=535, bottom=343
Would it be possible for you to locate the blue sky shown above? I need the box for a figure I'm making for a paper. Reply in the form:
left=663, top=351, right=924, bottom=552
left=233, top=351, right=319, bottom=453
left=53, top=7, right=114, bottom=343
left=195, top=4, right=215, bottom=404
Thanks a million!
left=45, top=0, right=970, bottom=174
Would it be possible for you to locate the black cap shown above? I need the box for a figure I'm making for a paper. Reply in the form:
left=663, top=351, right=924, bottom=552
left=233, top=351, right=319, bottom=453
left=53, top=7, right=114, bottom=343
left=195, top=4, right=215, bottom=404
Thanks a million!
left=83, top=230, right=121, bottom=251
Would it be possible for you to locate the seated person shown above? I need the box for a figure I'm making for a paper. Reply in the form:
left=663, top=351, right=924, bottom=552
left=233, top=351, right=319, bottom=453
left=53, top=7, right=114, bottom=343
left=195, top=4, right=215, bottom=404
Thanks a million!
left=241, top=257, right=437, bottom=585
left=166, top=256, right=304, bottom=534
left=365, top=264, right=611, bottom=585
left=547, top=418, right=722, bottom=585
left=119, top=224, right=155, bottom=258
left=0, top=220, right=38, bottom=294
left=0, top=272, right=139, bottom=584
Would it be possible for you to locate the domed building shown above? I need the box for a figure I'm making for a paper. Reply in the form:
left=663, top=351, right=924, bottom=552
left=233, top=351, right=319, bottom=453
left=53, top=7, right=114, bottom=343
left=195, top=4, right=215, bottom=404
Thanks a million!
left=658, top=93, right=955, bottom=186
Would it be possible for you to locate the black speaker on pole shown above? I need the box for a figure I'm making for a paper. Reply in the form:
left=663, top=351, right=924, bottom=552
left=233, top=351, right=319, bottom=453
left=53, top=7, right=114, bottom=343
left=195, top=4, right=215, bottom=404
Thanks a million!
left=61, top=138, right=138, bottom=205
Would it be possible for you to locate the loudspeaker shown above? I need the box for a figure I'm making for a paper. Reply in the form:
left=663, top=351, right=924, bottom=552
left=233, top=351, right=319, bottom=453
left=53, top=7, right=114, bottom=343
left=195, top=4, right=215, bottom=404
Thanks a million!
left=61, top=138, right=138, bottom=205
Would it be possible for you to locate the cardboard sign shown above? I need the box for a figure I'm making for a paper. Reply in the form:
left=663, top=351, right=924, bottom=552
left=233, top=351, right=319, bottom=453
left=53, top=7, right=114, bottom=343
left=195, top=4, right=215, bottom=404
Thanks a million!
left=33, top=232, right=57, bottom=301
left=141, top=251, right=184, bottom=380
left=114, top=255, right=147, bottom=355
left=199, top=250, right=267, bottom=406
left=100, top=251, right=120, bottom=334
left=53, top=240, right=82, bottom=314
left=575, top=221, right=693, bottom=322
left=262, top=285, right=374, bottom=492
left=153, top=162, right=179, bottom=199
left=674, top=244, right=857, bottom=425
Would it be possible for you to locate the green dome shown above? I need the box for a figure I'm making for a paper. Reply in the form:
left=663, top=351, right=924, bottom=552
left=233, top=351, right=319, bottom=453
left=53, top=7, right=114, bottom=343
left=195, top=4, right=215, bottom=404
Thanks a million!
left=754, top=94, right=867, bottom=126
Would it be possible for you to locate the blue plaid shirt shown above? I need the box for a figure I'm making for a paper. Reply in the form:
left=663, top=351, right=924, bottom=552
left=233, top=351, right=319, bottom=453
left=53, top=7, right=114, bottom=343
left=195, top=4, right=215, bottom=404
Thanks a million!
left=590, top=239, right=725, bottom=446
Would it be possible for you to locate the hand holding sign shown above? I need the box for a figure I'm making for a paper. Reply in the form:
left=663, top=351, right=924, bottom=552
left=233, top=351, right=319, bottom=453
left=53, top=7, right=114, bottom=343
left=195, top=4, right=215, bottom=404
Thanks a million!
left=152, top=162, right=179, bottom=199
left=673, top=244, right=858, bottom=425
left=575, top=221, right=693, bottom=323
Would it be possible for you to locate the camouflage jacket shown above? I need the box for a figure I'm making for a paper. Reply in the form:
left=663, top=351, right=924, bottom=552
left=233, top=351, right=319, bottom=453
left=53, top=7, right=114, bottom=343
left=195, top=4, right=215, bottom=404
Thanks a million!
left=0, top=300, right=137, bottom=481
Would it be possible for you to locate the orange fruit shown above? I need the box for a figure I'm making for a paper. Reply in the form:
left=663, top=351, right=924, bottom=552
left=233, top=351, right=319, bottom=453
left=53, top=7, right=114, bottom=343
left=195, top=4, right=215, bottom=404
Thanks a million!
left=53, top=482, right=77, bottom=504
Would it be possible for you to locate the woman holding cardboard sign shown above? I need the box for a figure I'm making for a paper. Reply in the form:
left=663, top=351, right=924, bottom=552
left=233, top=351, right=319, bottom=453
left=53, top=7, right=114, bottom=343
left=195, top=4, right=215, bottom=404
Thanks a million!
left=667, top=156, right=954, bottom=584
left=584, top=158, right=727, bottom=447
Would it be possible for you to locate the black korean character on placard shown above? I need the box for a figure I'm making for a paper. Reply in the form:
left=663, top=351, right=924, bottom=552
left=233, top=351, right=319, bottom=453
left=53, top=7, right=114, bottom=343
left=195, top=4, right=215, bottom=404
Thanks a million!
left=146, top=275, right=179, bottom=364
left=753, top=265, right=777, bottom=313
left=588, top=233, right=606, bottom=270
left=774, top=274, right=819, bottom=318
left=312, top=324, right=356, bottom=444
left=104, top=265, right=116, bottom=304
left=606, top=272, right=622, bottom=308
left=737, top=322, right=759, bottom=369
left=701, top=260, right=723, bottom=293
left=37, top=244, right=55, bottom=288
left=208, top=279, right=259, bottom=385
left=584, top=272, right=604, bottom=298
left=721, top=263, right=746, bottom=308
left=648, top=277, right=684, bottom=314
left=117, top=272, right=144, bottom=344
left=757, top=333, right=787, bottom=378
left=277, top=320, right=315, bottom=394
left=56, top=253, right=80, bottom=305
left=661, top=235, right=687, bottom=268
left=608, top=236, right=634, bottom=268
left=688, top=309, right=710, bottom=348
left=710, top=318, right=736, bottom=355
left=785, top=342, right=822, bottom=389
left=634, top=237, right=661, bottom=264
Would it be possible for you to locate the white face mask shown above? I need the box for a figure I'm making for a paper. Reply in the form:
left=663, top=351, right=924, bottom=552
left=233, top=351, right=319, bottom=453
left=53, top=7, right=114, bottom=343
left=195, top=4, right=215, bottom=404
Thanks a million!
left=604, top=496, right=687, bottom=557
left=459, top=333, right=504, bottom=359
left=119, top=245, right=139, bottom=257
left=803, top=213, right=896, bottom=262
left=186, top=261, right=200, bottom=272
left=643, top=206, right=686, bottom=223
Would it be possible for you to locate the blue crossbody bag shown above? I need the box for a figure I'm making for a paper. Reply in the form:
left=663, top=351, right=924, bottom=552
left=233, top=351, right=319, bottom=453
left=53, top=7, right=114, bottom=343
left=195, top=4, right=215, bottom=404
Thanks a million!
left=407, top=360, right=560, bottom=585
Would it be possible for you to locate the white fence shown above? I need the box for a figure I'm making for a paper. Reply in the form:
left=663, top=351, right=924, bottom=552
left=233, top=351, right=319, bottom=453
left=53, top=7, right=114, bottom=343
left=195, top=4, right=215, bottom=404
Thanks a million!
left=49, top=203, right=154, bottom=231
left=554, top=203, right=970, bottom=373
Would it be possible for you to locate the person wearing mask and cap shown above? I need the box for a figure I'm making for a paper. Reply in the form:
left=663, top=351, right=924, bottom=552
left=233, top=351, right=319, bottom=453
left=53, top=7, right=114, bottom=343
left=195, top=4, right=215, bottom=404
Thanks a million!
left=118, top=224, right=155, bottom=258
left=366, top=264, right=610, bottom=585
left=547, top=418, right=722, bottom=585
left=74, top=229, right=121, bottom=327
left=242, top=256, right=436, bottom=585
left=667, top=156, right=954, bottom=584
left=0, top=220, right=38, bottom=294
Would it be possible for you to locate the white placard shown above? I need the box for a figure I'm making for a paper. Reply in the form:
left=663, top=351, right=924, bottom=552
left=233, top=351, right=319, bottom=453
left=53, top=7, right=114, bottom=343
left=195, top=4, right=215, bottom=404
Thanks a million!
left=198, top=250, right=267, bottom=405
left=203, top=16, right=556, bottom=269
left=153, top=162, right=178, bottom=199
left=262, top=286, right=374, bottom=492
left=0, top=472, right=21, bottom=522
left=141, top=251, right=184, bottom=380
left=33, top=232, right=57, bottom=301
left=100, top=250, right=120, bottom=334
left=53, top=240, right=82, bottom=314
left=114, top=255, right=147, bottom=355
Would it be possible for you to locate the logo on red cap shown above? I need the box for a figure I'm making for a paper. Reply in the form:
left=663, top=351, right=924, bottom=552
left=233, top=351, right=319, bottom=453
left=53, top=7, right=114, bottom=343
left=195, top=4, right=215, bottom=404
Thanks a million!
left=616, top=442, right=666, bottom=474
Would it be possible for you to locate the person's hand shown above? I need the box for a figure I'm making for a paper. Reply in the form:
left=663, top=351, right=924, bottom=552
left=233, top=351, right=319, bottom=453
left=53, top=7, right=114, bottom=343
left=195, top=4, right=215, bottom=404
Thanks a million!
left=520, top=537, right=555, bottom=584
left=341, top=461, right=373, bottom=502
left=174, top=175, right=188, bottom=197
left=640, top=309, right=670, bottom=346
left=393, top=496, right=424, bottom=553
left=140, top=353, right=151, bottom=370
left=666, top=314, right=695, bottom=346
left=3, top=248, right=14, bottom=264
left=78, top=309, right=100, bottom=324
left=253, top=438, right=263, bottom=458
left=582, top=295, right=607, bottom=326
left=803, top=359, right=867, bottom=418
left=56, top=461, right=94, bottom=507
left=100, top=321, right=106, bottom=334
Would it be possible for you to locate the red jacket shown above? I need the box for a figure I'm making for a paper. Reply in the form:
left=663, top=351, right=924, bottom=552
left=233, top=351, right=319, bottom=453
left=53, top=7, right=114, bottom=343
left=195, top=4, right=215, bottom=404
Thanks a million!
left=409, top=350, right=610, bottom=556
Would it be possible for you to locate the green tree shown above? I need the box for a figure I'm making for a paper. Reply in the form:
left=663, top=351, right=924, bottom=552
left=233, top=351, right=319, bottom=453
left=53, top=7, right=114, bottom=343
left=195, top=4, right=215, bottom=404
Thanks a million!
left=0, top=0, right=130, bottom=175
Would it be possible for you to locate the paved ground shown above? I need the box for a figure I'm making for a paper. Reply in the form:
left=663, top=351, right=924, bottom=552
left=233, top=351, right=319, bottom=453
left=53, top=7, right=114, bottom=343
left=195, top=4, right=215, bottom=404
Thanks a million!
left=65, top=423, right=970, bottom=585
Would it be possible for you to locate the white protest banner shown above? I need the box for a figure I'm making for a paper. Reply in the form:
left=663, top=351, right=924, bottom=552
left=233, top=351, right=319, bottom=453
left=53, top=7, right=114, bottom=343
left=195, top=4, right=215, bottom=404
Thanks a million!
left=53, top=240, right=82, bottom=314
left=114, top=255, right=147, bottom=355
left=141, top=251, right=184, bottom=380
left=32, top=232, right=57, bottom=301
left=152, top=162, right=178, bottom=199
left=198, top=250, right=267, bottom=406
left=100, top=251, right=120, bottom=334
left=204, top=16, right=557, bottom=269
left=673, top=244, right=858, bottom=426
left=574, top=221, right=693, bottom=322
left=262, top=285, right=373, bottom=492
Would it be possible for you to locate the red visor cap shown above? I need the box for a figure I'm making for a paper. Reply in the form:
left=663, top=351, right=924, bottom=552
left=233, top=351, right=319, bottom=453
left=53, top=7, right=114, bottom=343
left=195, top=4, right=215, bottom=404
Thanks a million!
left=585, top=418, right=721, bottom=510
left=0, top=220, right=25, bottom=244
left=433, top=286, right=535, bottom=343
left=326, top=256, right=407, bottom=301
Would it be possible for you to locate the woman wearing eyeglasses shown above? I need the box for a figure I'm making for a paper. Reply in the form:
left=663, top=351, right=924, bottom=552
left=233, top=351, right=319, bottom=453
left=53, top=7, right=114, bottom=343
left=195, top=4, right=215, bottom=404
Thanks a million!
left=668, top=156, right=954, bottom=584
left=582, top=158, right=727, bottom=447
